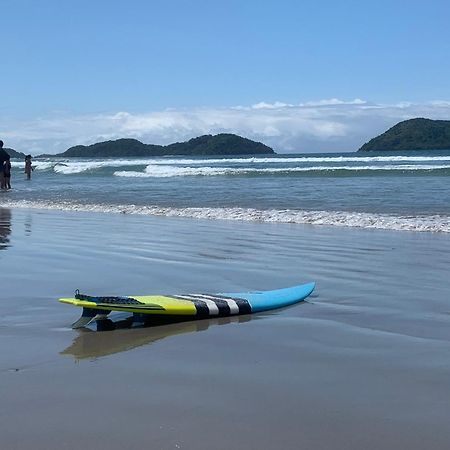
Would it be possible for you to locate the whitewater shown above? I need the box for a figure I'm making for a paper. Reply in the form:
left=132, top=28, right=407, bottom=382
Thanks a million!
left=3, top=150, right=450, bottom=232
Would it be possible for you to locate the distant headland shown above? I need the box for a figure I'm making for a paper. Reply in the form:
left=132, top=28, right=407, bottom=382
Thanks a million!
left=358, top=118, right=450, bottom=152
left=39, top=134, right=275, bottom=157
left=4, top=148, right=26, bottom=159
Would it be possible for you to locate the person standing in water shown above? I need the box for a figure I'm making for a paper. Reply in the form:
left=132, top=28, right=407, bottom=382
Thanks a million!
left=3, top=156, right=11, bottom=190
left=0, top=140, right=8, bottom=190
left=24, top=155, right=33, bottom=180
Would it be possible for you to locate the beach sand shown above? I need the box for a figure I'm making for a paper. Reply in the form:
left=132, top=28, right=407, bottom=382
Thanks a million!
left=1, top=207, right=450, bottom=449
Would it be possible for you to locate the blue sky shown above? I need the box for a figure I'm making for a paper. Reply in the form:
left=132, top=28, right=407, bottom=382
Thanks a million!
left=1, top=0, right=449, bottom=153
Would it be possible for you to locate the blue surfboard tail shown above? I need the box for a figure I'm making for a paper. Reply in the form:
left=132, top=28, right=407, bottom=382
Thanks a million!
left=221, top=282, right=315, bottom=313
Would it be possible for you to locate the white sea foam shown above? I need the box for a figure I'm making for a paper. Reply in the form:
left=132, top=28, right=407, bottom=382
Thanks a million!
left=10, top=160, right=56, bottom=171
left=52, top=158, right=161, bottom=174
left=113, top=163, right=450, bottom=177
left=34, top=161, right=57, bottom=171
left=115, top=165, right=231, bottom=177
left=149, top=155, right=450, bottom=165
left=8, top=154, right=450, bottom=175
left=3, top=199, right=450, bottom=233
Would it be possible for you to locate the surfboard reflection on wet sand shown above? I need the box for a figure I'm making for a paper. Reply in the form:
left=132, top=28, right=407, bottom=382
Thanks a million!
left=61, top=315, right=253, bottom=360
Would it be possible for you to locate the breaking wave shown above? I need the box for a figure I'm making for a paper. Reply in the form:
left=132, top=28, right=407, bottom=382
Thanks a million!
left=9, top=154, right=450, bottom=176
left=147, top=155, right=450, bottom=164
left=3, top=199, right=450, bottom=233
left=113, top=164, right=450, bottom=177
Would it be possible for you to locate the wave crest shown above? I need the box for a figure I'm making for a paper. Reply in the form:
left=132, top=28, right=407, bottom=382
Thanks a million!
left=112, top=164, right=450, bottom=177
left=3, top=200, right=449, bottom=233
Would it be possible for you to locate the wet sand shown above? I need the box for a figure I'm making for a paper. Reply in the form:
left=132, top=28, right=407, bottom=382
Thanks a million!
left=1, top=207, right=450, bottom=449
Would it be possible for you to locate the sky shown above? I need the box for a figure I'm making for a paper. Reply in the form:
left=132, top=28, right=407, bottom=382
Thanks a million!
left=1, top=0, right=449, bottom=154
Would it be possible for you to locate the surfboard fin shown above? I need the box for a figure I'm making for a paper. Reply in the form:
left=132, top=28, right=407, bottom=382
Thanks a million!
left=132, top=313, right=147, bottom=327
left=71, top=307, right=111, bottom=329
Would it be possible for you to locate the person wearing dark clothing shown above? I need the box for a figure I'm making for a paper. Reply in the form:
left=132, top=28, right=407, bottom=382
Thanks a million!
left=3, top=156, right=11, bottom=190
left=0, top=140, right=8, bottom=190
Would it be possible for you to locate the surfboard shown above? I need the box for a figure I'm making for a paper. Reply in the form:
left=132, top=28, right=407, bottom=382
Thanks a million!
left=59, top=282, right=315, bottom=329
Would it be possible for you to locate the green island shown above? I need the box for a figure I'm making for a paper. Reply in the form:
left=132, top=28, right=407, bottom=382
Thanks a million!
left=4, top=148, right=26, bottom=159
left=49, top=133, right=274, bottom=157
left=358, top=118, right=450, bottom=152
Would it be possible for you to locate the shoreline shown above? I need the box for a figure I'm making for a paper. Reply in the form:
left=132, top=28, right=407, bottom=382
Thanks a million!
left=1, top=200, right=449, bottom=233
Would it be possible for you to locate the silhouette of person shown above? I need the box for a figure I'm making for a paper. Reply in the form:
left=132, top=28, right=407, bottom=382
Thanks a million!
left=2, top=156, right=11, bottom=189
left=24, top=154, right=34, bottom=180
left=0, top=140, right=11, bottom=190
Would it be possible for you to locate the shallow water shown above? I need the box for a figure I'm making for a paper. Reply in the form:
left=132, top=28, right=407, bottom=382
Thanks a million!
left=1, top=208, right=450, bottom=449
left=3, top=149, right=450, bottom=232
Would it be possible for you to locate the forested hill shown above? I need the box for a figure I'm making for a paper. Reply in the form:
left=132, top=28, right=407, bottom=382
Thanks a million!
left=53, top=134, right=275, bottom=157
left=358, top=118, right=450, bottom=152
left=4, top=148, right=26, bottom=159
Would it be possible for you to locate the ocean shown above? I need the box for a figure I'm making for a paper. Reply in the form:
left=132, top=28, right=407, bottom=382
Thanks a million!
left=2, top=150, right=450, bottom=232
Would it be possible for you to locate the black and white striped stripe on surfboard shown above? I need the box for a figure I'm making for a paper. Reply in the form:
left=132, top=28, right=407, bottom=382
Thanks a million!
left=173, top=293, right=251, bottom=318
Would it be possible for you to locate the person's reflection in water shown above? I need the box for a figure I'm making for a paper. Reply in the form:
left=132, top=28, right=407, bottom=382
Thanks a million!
left=24, top=213, right=32, bottom=236
left=0, top=208, right=12, bottom=250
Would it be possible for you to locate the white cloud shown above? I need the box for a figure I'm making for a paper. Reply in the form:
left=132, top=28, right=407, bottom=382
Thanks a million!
left=251, top=101, right=295, bottom=110
left=430, top=100, right=450, bottom=107
left=300, top=98, right=367, bottom=107
left=1, top=99, right=449, bottom=154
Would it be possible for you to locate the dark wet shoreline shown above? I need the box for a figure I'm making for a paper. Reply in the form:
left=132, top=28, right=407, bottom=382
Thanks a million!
left=1, top=207, right=450, bottom=449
